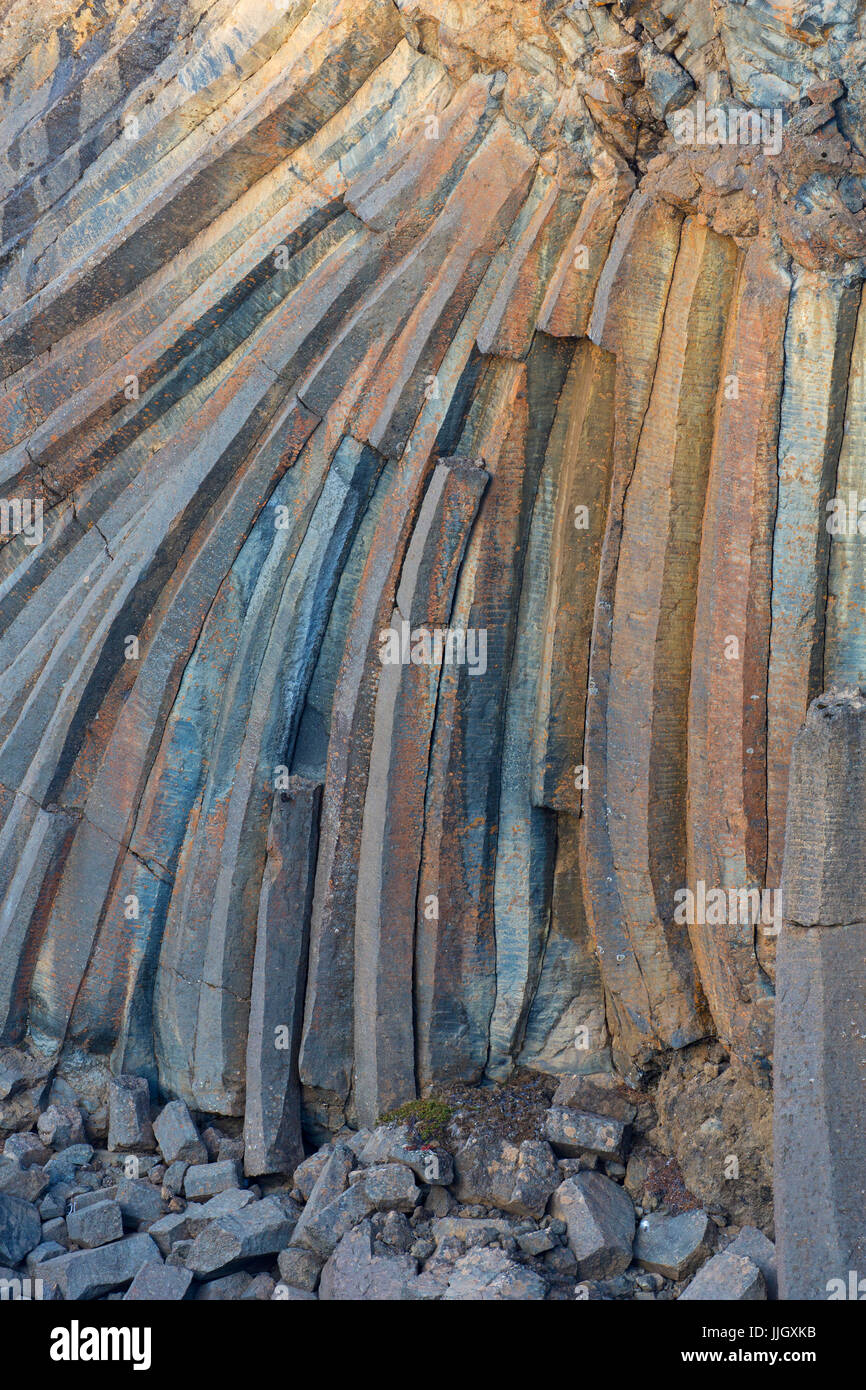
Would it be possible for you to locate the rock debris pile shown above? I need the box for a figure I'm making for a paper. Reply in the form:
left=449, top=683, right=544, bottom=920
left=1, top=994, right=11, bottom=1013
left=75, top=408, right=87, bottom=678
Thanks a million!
left=0, top=1053, right=774, bottom=1301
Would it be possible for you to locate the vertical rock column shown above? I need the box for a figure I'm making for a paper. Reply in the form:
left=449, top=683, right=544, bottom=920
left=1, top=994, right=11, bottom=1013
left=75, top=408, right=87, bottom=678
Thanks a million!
left=825, top=285, right=866, bottom=688
left=244, top=777, right=322, bottom=1177
left=686, top=239, right=791, bottom=1073
left=775, top=688, right=866, bottom=1300
left=415, top=339, right=572, bottom=1091
left=488, top=340, right=614, bottom=1078
left=531, top=340, right=616, bottom=814
left=352, top=456, right=488, bottom=1126
left=414, top=366, right=531, bottom=1094
left=581, top=197, right=722, bottom=1071
left=602, top=217, right=738, bottom=1057
left=580, top=194, right=683, bottom=1073
left=766, top=273, right=860, bottom=889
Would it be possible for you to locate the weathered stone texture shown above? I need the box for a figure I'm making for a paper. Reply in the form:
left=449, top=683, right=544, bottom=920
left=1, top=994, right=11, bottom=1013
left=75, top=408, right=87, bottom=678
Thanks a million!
left=1, top=0, right=866, bottom=1215
left=775, top=692, right=866, bottom=1299
left=686, top=238, right=791, bottom=1073
left=243, top=778, right=322, bottom=1176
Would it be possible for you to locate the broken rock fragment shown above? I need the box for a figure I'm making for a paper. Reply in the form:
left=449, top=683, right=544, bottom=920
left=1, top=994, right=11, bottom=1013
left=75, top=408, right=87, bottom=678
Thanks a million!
left=358, top=1124, right=453, bottom=1185
left=443, top=1247, right=546, bottom=1301
left=0, top=1192, right=42, bottom=1265
left=319, top=1221, right=418, bottom=1301
left=107, top=1076, right=154, bottom=1153
left=124, top=1262, right=193, bottom=1301
left=725, top=1227, right=778, bottom=1300
left=364, top=1164, right=418, bottom=1214
left=543, top=1106, right=631, bottom=1161
left=153, top=1102, right=207, bottom=1167
left=183, top=1161, right=239, bottom=1202
left=679, top=1250, right=766, bottom=1301
left=550, top=1171, right=635, bottom=1279
left=633, top=1209, right=712, bottom=1281
left=66, top=1199, right=124, bottom=1250
left=452, top=1136, right=559, bottom=1221
left=37, top=1105, right=84, bottom=1151
left=185, top=1198, right=293, bottom=1278
left=38, top=1234, right=162, bottom=1300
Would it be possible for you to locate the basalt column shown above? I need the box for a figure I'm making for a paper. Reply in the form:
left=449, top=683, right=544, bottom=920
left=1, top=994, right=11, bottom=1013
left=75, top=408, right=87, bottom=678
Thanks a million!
left=775, top=689, right=866, bottom=1300
left=686, top=239, right=791, bottom=1076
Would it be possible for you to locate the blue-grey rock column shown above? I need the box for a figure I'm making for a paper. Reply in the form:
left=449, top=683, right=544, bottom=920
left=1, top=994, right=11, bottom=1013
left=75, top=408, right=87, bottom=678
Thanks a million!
left=774, top=688, right=866, bottom=1300
left=244, top=777, right=322, bottom=1177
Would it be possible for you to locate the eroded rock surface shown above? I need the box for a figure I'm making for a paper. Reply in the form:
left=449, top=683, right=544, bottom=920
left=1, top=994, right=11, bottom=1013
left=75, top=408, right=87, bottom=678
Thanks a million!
left=0, top=0, right=863, bottom=1301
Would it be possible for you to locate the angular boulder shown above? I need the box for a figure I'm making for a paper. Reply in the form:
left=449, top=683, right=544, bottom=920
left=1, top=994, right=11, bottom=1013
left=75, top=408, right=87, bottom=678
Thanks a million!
left=544, top=1105, right=630, bottom=1160
left=107, top=1075, right=154, bottom=1153
left=550, top=1172, right=635, bottom=1279
left=185, top=1198, right=292, bottom=1277
left=153, top=1101, right=208, bottom=1166
left=633, top=1208, right=712, bottom=1281
left=452, top=1137, right=558, bottom=1220
left=0, top=1193, right=42, bottom=1265
left=38, top=1234, right=162, bottom=1299
left=443, top=1247, right=547, bottom=1301
left=679, top=1250, right=766, bottom=1301
left=319, top=1222, right=418, bottom=1300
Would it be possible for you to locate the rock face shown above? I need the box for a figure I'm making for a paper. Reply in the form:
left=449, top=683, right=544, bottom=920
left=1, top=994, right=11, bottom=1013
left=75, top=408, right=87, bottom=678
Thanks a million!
left=653, top=1048, right=774, bottom=1233
left=0, top=0, right=865, bottom=1267
left=775, top=691, right=866, bottom=1300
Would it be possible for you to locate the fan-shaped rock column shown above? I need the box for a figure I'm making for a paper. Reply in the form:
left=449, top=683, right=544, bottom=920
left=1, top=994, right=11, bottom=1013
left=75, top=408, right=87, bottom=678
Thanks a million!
left=686, top=238, right=792, bottom=1076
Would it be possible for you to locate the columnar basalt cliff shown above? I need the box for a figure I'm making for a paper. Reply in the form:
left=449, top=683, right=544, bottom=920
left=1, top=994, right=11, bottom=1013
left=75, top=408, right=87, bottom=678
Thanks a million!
left=1, top=0, right=865, bottom=1183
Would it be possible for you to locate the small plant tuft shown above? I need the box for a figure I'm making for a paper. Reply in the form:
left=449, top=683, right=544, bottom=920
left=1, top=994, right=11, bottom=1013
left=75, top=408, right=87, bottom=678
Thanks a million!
left=378, top=1097, right=452, bottom=1145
